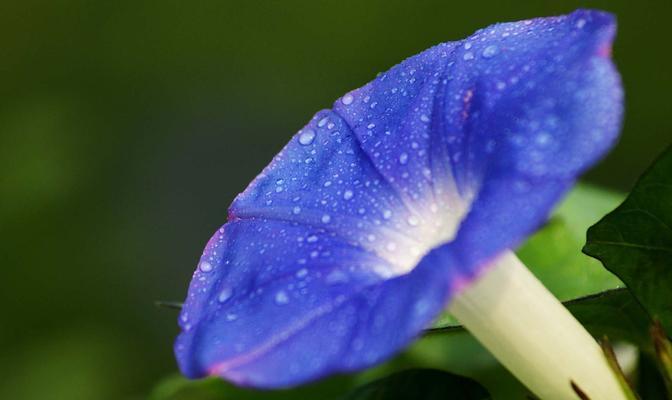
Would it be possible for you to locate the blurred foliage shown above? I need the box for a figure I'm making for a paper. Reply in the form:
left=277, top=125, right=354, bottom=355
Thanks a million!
left=340, top=369, right=491, bottom=400
left=149, top=374, right=358, bottom=400
left=1, top=1, right=671, bottom=399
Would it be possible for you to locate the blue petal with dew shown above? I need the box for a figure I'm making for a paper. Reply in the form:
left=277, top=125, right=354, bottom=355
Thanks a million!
left=176, top=9, right=623, bottom=388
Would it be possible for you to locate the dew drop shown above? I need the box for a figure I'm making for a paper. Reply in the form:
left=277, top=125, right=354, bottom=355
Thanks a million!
left=293, top=206, right=302, bottom=215
left=386, top=242, right=397, bottom=252
left=199, top=261, right=213, bottom=272
left=275, top=290, right=290, bottom=305
left=317, top=117, right=328, bottom=127
left=343, top=190, right=354, bottom=200
left=536, top=132, right=552, bottom=146
left=407, top=216, right=419, bottom=226
left=420, top=114, right=430, bottom=123
left=306, top=235, right=318, bottom=243
left=218, top=287, right=233, bottom=303
left=321, top=214, right=331, bottom=223
left=326, top=270, right=348, bottom=284
left=382, top=209, right=392, bottom=219
left=482, top=45, right=498, bottom=58
left=398, top=152, right=409, bottom=165
left=486, top=139, right=496, bottom=153
left=463, top=51, right=474, bottom=61
left=341, top=93, right=354, bottom=105
left=576, top=19, right=586, bottom=29
left=296, top=268, right=308, bottom=278
left=298, top=129, right=316, bottom=145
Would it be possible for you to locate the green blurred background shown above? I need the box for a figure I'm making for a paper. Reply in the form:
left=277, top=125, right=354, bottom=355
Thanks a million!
left=1, top=1, right=670, bottom=399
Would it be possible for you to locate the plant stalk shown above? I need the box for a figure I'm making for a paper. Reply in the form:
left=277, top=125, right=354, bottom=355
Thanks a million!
left=448, top=251, right=628, bottom=400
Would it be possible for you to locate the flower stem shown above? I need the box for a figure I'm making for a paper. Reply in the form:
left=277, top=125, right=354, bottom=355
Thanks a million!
left=447, top=251, right=627, bottom=400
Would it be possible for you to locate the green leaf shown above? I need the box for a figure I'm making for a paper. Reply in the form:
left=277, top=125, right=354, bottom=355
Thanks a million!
left=651, top=322, right=672, bottom=396
left=149, top=374, right=358, bottom=400
left=341, top=369, right=491, bottom=400
left=566, top=289, right=652, bottom=350
left=517, top=217, right=621, bottom=302
left=636, top=353, right=669, bottom=400
left=584, top=145, right=672, bottom=333
left=521, top=183, right=625, bottom=300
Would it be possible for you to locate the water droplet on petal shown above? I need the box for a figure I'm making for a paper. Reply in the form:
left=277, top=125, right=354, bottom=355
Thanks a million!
left=343, top=190, right=354, bottom=200
left=407, top=216, right=419, bottom=226
left=482, top=45, right=499, bottom=58
left=199, top=261, right=213, bottom=272
left=298, top=129, right=316, bottom=145
left=306, top=235, right=318, bottom=243
left=420, top=114, right=430, bottom=123
left=341, top=93, right=354, bottom=105
left=218, top=287, right=233, bottom=303
left=226, top=313, right=238, bottom=321
left=536, top=132, right=552, bottom=146
left=463, top=51, right=474, bottom=61
left=293, top=206, right=302, bottom=215
left=321, top=214, right=331, bottom=223
left=275, top=290, right=290, bottom=305
left=326, top=270, right=348, bottom=284
left=399, top=152, right=409, bottom=165
left=317, top=117, right=328, bottom=127
left=382, top=210, right=392, bottom=219
left=296, top=268, right=308, bottom=278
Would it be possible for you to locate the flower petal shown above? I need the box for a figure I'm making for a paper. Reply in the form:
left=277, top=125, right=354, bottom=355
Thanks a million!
left=176, top=218, right=456, bottom=386
left=229, top=108, right=463, bottom=277
left=424, top=9, right=623, bottom=285
left=176, top=9, right=623, bottom=387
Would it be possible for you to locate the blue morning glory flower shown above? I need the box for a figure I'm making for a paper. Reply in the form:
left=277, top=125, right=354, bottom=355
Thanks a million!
left=175, top=9, right=624, bottom=398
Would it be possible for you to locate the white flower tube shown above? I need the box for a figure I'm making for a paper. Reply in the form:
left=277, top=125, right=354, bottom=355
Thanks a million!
left=448, top=251, right=627, bottom=400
